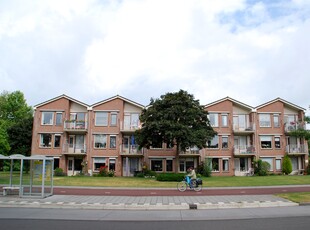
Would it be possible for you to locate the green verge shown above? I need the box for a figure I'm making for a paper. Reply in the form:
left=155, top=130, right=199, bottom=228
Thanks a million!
left=277, top=192, right=310, bottom=203
left=1, top=172, right=309, bottom=188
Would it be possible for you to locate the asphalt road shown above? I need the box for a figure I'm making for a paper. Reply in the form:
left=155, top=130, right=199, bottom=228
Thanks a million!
left=1, top=217, right=310, bottom=230
left=1, top=206, right=310, bottom=230
left=53, top=185, right=310, bottom=196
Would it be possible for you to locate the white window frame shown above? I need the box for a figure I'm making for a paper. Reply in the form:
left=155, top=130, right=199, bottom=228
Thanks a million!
left=95, top=112, right=108, bottom=126
left=208, top=113, right=219, bottom=127
left=260, top=136, right=272, bottom=149
left=110, top=135, right=117, bottom=149
left=54, top=134, right=61, bottom=148
left=276, top=159, right=281, bottom=171
left=261, top=157, right=274, bottom=171
left=93, top=157, right=106, bottom=171
left=94, top=134, right=107, bottom=149
left=42, top=112, right=54, bottom=125
left=221, top=114, right=228, bottom=127
left=40, top=133, right=52, bottom=148
left=259, top=114, right=271, bottom=127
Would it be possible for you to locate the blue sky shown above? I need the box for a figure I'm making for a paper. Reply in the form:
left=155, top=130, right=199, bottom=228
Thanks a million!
left=0, top=0, right=309, bottom=114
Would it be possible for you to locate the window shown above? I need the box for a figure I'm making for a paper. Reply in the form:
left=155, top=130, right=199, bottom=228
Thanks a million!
left=179, top=159, right=194, bottom=172
left=222, top=159, right=229, bottom=171
left=54, top=135, right=61, bottom=148
left=109, top=158, right=116, bottom=171
left=95, top=112, right=108, bottom=126
left=94, top=134, right=107, bottom=148
left=261, top=158, right=273, bottom=171
left=93, top=157, right=106, bottom=171
left=151, top=159, right=163, bottom=172
left=166, top=160, right=173, bottom=172
left=260, top=136, right=272, bottom=148
left=207, top=135, right=219, bottom=148
left=110, top=113, right=117, bottom=126
left=275, top=137, right=281, bottom=149
left=110, top=136, right=116, bottom=148
left=221, top=114, right=228, bottom=127
left=56, top=113, right=62, bottom=126
left=211, top=158, right=219, bottom=171
left=40, top=134, right=52, bottom=147
left=42, top=112, right=53, bottom=125
left=276, top=159, right=281, bottom=171
left=208, top=113, right=219, bottom=127
left=273, top=114, right=280, bottom=127
left=222, top=136, right=228, bottom=149
left=259, top=114, right=271, bottom=127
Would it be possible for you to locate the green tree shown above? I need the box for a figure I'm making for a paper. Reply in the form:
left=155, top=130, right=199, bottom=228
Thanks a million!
left=135, top=90, right=216, bottom=154
left=282, top=154, right=293, bottom=175
left=0, top=91, right=33, bottom=157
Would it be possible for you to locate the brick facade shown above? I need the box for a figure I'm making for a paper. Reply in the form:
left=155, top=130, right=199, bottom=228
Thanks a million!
left=31, top=95, right=308, bottom=176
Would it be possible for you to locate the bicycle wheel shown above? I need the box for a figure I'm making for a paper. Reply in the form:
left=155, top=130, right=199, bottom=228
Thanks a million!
left=177, top=181, right=187, bottom=192
left=193, top=184, right=202, bottom=192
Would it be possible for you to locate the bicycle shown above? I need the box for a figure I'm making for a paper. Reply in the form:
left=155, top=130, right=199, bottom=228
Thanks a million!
left=177, top=176, right=202, bottom=192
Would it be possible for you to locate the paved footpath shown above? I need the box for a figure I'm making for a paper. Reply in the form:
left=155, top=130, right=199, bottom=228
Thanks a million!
left=0, top=186, right=304, bottom=210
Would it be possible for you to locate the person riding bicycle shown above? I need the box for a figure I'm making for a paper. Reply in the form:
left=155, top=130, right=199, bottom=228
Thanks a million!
left=186, top=167, right=196, bottom=188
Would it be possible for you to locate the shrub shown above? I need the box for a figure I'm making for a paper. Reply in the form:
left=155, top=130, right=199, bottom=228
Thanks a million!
left=306, top=163, right=310, bottom=175
left=254, top=159, right=270, bottom=176
left=282, top=155, right=293, bottom=175
left=197, top=159, right=212, bottom=177
left=156, top=173, right=185, bottom=181
left=98, top=166, right=108, bottom=177
left=54, top=167, right=65, bottom=176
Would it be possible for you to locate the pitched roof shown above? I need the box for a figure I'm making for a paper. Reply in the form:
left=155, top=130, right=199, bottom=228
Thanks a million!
left=205, top=96, right=254, bottom=111
left=33, top=94, right=89, bottom=109
left=91, top=95, right=145, bottom=109
left=255, top=97, right=306, bottom=111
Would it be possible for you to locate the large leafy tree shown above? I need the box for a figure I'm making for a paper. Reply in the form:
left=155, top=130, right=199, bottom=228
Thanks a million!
left=135, top=90, right=216, bottom=153
left=0, top=91, right=33, bottom=156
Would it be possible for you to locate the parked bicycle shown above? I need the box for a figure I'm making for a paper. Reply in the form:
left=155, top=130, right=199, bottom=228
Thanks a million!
left=177, top=176, right=203, bottom=192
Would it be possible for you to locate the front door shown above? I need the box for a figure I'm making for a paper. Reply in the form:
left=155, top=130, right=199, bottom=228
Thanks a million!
left=67, top=157, right=74, bottom=176
left=69, top=135, right=75, bottom=153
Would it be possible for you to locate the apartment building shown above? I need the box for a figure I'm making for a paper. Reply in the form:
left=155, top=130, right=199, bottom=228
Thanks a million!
left=31, top=94, right=308, bottom=177
left=204, top=97, right=308, bottom=176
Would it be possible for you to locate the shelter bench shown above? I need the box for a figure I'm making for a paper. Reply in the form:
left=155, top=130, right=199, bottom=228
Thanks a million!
left=2, top=186, right=20, bottom=196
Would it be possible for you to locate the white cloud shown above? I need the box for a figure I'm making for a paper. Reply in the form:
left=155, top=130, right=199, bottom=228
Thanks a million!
left=0, top=0, right=309, bottom=114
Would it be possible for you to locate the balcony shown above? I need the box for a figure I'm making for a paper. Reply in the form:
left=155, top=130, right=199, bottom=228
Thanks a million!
left=180, top=147, right=200, bottom=155
left=64, top=120, right=88, bottom=133
left=234, top=145, right=256, bottom=156
left=233, top=123, right=255, bottom=134
left=120, top=144, right=143, bottom=156
left=285, top=122, right=306, bottom=133
left=63, top=144, right=87, bottom=155
left=285, top=144, right=308, bottom=155
left=120, top=121, right=141, bottom=133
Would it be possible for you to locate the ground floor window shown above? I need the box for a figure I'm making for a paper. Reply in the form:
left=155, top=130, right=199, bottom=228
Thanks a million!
left=93, top=157, right=106, bottom=171
left=211, top=158, right=219, bottom=171
left=109, top=158, right=116, bottom=171
left=179, top=158, right=195, bottom=172
left=276, top=159, right=281, bottom=171
left=74, top=158, right=83, bottom=171
left=222, top=159, right=229, bottom=171
left=261, top=157, right=273, bottom=171
left=151, top=159, right=163, bottom=172
left=166, top=159, right=173, bottom=172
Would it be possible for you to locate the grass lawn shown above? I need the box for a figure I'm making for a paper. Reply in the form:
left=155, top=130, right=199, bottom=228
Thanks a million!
left=277, top=192, right=310, bottom=203
left=1, top=172, right=309, bottom=188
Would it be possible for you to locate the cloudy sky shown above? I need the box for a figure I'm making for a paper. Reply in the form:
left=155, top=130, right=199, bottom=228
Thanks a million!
left=1, top=0, right=309, bottom=114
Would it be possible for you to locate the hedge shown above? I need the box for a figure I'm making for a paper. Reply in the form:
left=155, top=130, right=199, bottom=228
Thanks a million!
left=156, top=173, right=185, bottom=182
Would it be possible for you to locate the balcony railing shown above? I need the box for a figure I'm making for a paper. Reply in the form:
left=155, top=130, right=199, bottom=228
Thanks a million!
left=234, top=145, right=256, bottom=155
left=180, top=147, right=200, bottom=155
left=120, top=121, right=141, bottom=132
left=285, top=144, right=308, bottom=154
left=285, top=122, right=306, bottom=132
left=233, top=123, right=255, bottom=132
left=63, top=144, right=87, bottom=154
left=64, top=120, right=88, bottom=131
left=120, top=144, right=143, bottom=155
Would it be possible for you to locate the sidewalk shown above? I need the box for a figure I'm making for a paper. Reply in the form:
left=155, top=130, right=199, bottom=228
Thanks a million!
left=0, top=194, right=298, bottom=210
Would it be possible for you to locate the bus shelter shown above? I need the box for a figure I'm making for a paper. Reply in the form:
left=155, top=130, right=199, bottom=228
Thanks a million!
left=0, top=154, right=54, bottom=198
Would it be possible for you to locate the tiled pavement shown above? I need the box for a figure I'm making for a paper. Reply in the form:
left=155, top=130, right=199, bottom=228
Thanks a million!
left=0, top=194, right=298, bottom=210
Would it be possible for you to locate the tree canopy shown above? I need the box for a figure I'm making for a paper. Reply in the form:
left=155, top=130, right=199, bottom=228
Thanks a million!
left=0, top=90, right=33, bottom=156
left=135, top=90, right=216, bottom=153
